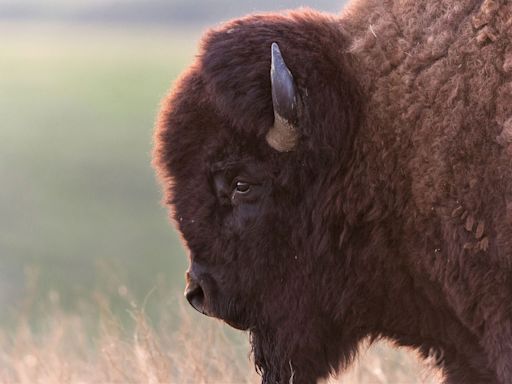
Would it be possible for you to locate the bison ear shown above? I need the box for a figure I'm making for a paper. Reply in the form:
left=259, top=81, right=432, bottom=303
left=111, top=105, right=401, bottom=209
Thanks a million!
left=266, top=42, right=299, bottom=152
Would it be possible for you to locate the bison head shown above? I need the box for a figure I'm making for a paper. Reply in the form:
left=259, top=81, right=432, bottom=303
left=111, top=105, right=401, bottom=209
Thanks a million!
left=153, top=10, right=363, bottom=383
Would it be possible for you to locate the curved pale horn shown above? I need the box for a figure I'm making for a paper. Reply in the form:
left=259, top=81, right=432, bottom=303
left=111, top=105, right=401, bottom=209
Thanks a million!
left=266, top=42, right=299, bottom=152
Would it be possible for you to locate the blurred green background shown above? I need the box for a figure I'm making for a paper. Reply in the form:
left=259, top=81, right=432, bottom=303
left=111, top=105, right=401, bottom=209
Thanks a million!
left=0, top=0, right=343, bottom=324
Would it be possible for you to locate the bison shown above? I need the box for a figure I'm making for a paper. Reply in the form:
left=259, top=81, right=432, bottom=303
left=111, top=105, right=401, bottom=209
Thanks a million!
left=152, top=0, right=512, bottom=383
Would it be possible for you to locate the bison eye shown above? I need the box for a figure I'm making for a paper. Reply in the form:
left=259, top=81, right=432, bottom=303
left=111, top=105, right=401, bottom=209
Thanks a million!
left=231, top=180, right=257, bottom=205
left=234, top=181, right=250, bottom=194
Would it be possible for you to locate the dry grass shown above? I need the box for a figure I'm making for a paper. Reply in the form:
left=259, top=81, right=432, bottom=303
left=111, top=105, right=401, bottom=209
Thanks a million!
left=0, top=289, right=443, bottom=384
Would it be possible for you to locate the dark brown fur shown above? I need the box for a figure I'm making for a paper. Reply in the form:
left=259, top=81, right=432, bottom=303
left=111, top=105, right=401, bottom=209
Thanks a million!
left=153, top=1, right=512, bottom=383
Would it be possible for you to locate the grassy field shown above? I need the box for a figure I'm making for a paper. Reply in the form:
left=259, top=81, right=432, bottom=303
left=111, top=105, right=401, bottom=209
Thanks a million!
left=0, top=288, right=441, bottom=384
left=0, top=22, right=199, bottom=319
left=0, top=21, right=441, bottom=383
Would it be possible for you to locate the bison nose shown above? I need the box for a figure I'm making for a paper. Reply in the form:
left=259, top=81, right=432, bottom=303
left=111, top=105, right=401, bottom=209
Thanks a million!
left=184, top=277, right=206, bottom=315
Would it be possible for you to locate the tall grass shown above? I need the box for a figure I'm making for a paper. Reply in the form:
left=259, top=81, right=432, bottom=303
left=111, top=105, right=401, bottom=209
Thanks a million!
left=0, top=287, right=443, bottom=384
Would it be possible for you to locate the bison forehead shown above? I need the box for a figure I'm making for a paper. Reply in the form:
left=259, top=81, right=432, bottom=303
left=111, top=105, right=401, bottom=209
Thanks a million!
left=197, top=10, right=349, bottom=135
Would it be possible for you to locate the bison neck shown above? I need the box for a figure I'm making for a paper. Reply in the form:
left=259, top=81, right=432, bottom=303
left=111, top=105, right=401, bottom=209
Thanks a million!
left=334, top=0, right=512, bottom=382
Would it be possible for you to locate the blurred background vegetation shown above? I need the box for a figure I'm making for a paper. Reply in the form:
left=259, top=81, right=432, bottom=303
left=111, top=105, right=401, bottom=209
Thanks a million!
left=0, top=0, right=341, bottom=25
left=0, top=0, right=343, bottom=324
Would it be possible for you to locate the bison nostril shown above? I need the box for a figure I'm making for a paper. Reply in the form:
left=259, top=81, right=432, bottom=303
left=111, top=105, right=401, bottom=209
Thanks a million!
left=184, top=279, right=206, bottom=315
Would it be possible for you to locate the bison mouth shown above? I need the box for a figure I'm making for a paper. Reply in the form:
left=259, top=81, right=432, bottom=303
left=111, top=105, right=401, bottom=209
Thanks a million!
left=223, top=317, right=250, bottom=331
left=184, top=275, right=250, bottom=331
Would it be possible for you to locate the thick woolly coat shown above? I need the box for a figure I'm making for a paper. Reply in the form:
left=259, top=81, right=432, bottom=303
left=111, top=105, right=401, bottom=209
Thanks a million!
left=153, top=0, right=512, bottom=383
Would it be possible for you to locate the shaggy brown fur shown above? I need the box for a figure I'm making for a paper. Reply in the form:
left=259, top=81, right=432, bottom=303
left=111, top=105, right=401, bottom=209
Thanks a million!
left=153, top=0, right=512, bottom=383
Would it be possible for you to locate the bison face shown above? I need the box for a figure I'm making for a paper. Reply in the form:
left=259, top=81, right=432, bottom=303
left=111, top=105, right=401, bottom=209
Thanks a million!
left=182, top=156, right=280, bottom=331
left=180, top=42, right=303, bottom=331
left=154, top=11, right=361, bottom=384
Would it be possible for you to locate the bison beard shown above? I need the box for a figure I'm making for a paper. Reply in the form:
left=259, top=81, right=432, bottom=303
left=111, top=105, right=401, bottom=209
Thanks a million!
left=153, top=1, right=512, bottom=383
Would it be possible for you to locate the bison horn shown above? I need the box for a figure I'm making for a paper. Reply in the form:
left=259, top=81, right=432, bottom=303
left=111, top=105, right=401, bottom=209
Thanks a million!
left=266, top=42, right=299, bottom=152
